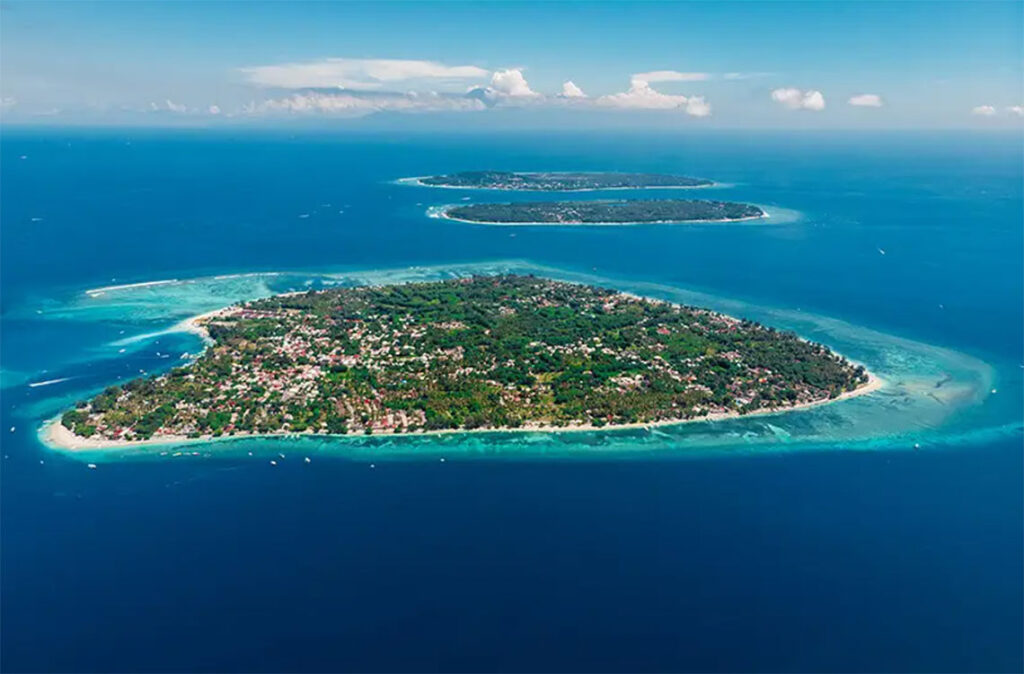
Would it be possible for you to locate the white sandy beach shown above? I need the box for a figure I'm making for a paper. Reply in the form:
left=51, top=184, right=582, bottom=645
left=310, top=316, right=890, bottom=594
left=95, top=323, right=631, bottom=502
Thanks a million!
left=397, top=175, right=719, bottom=193
left=430, top=206, right=769, bottom=227
left=41, top=369, right=884, bottom=453
left=42, top=277, right=884, bottom=453
left=175, top=306, right=240, bottom=341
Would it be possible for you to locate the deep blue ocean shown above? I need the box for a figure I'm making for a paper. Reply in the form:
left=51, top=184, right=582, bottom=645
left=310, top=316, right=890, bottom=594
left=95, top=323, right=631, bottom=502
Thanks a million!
left=1, top=128, right=1021, bottom=672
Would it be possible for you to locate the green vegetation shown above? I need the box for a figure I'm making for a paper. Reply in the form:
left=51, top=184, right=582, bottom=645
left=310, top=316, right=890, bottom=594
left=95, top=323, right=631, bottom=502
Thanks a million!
left=418, top=171, right=712, bottom=191
left=443, top=199, right=764, bottom=224
left=60, top=276, right=867, bottom=442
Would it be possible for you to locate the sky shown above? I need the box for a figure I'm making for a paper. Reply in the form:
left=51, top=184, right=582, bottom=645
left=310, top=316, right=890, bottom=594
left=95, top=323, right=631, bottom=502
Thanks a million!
left=1, top=0, right=1022, bottom=129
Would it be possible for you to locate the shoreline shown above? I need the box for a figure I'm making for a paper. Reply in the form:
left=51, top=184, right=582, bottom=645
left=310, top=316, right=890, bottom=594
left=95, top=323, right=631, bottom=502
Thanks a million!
left=397, top=175, right=718, bottom=192
left=175, top=305, right=241, bottom=343
left=41, top=367, right=884, bottom=454
left=430, top=206, right=768, bottom=226
left=41, top=276, right=883, bottom=454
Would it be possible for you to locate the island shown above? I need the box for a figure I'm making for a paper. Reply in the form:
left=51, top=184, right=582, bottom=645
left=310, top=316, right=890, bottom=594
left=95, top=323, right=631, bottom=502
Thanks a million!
left=439, top=199, right=765, bottom=225
left=414, top=171, right=713, bottom=191
left=51, top=276, right=874, bottom=449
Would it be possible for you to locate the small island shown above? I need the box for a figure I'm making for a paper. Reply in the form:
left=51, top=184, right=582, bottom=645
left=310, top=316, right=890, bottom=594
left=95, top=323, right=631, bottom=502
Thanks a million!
left=414, top=171, right=713, bottom=191
left=439, top=199, right=765, bottom=225
left=52, top=276, right=873, bottom=449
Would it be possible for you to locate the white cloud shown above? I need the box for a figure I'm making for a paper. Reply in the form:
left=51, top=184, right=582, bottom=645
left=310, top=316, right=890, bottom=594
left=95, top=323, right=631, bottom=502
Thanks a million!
left=848, top=93, right=883, bottom=107
left=599, top=80, right=688, bottom=109
left=771, top=88, right=825, bottom=111
left=597, top=79, right=710, bottom=116
left=247, top=90, right=486, bottom=117
left=241, top=67, right=721, bottom=119
left=0, top=97, right=16, bottom=110
left=684, top=96, right=711, bottom=117
left=631, top=70, right=710, bottom=84
left=488, top=69, right=538, bottom=97
left=971, top=105, right=997, bottom=116
left=241, top=58, right=489, bottom=90
left=149, top=99, right=190, bottom=113
left=208, top=105, right=221, bottom=115
left=559, top=80, right=586, bottom=98
left=464, top=69, right=542, bottom=107
left=723, top=72, right=774, bottom=80
left=1007, top=105, right=1024, bottom=116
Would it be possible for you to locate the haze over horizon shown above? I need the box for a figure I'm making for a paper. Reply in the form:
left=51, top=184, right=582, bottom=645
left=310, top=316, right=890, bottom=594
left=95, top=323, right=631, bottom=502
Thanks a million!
left=2, top=0, right=1022, bottom=129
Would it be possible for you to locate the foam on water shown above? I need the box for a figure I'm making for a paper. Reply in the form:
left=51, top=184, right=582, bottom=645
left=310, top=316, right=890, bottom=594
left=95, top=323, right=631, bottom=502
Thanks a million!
left=25, top=273, right=282, bottom=323
left=22, top=261, right=1020, bottom=462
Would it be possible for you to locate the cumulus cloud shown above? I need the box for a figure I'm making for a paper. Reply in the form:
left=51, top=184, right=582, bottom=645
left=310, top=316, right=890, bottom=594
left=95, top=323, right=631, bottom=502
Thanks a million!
left=0, top=97, right=16, bottom=110
left=464, top=68, right=543, bottom=107
left=559, top=80, right=586, bottom=98
left=599, top=79, right=688, bottom=109
left=208, top=105, right=221, bottom=115
left=848, top=93, right=883, bottom=107
left=488, top=69, right=539, bottom=97
left=771, top=88, right=826, bottom=111
left=247, top=90, right=486, bottom=117
left=250, top=68, right=543, bottom=118
left=241, top=58, right=489, bottom=90
left=597, top=79, right=710, bottom=116
left=1007, top=105, right=1024, bottom=116
left=684, top=96, right=711, bottom=117
left=631, top=70, right=710, bottom=84
left=238, top=66, right=722, bottom=119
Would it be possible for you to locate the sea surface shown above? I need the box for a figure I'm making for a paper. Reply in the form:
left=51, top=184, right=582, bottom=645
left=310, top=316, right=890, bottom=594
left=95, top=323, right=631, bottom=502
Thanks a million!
left=1, top=128, right=1021, bottom=672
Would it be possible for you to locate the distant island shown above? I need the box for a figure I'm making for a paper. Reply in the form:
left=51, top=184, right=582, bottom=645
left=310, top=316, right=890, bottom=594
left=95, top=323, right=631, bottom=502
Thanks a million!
left=51, top=276, right=874, bottom=449
left=439, top=199, right=766, bottom=225
left=413, top=171, right=713, bottom=191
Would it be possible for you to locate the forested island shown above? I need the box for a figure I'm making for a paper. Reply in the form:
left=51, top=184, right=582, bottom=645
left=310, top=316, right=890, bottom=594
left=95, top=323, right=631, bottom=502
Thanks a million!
left=415, top=171, right=713, bottom=191
left=441, top=199, right=765, bottom=225
left=55, top=276, right=872, bottom=447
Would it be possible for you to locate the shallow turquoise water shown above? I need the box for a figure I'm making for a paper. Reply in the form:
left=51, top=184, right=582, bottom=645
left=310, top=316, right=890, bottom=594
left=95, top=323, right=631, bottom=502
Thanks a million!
left=1, top=129, right=1020, bottom=672
left=23, top=261, right=1016, bottom=462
